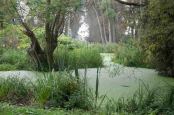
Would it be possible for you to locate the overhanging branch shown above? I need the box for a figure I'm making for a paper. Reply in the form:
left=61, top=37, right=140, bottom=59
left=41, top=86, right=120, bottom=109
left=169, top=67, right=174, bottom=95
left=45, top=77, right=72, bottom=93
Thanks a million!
left=115, top=0, right=146, bottom=7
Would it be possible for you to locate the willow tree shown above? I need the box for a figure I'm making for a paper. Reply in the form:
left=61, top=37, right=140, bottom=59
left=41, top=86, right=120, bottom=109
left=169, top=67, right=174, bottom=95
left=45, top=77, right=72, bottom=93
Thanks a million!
left=3, top=0, right=80, bottom=70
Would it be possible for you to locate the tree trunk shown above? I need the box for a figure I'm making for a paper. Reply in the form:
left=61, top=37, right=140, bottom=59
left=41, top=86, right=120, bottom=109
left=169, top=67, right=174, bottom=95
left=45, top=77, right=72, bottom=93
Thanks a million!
left=102, top=15, right=108, bottom=43
left=112, top=19, right=116, bottom=42
left=27, top=44, right=47, bottom=71
left=22, top=22, right=50, bottom=71
left=45, top=38, right=57, bottom=70
left=108, top=18, right=112, bottom=43
left=17, top=0, right=66, bottom=71
left=92, top=4, right=104, bottom=43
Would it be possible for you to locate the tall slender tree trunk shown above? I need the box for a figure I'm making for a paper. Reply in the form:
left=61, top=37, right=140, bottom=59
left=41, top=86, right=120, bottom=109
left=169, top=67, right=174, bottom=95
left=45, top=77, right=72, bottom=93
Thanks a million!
left=102, top=15, right=108, bottom=43
left=112, top=19, right=116, bottom=42
left=108, top=18, right=112, bottom=43
left=115, top=15, right=120, bottom=42
left=92, top=4, right=104, bottom=43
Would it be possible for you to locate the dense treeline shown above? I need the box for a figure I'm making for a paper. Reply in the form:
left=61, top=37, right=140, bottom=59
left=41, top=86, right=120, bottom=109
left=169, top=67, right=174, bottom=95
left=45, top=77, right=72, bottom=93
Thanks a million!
left=142, top=0, right=174, bottom=77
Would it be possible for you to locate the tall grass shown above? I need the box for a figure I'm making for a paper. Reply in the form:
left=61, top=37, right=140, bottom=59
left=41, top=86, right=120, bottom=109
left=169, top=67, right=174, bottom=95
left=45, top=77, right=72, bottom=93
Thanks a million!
left=0, top=77, right=33, bottom=105
left=0, top=71, right=174, bottom=114
left=0, top=72, right=94, bottom=110
left=34, top=72, right=93, bottom=109
left=103, top=85, right=174, bottom=114
left=54, top=47, right=103, bottom=70
left=0, top=46, right=102, bottom=71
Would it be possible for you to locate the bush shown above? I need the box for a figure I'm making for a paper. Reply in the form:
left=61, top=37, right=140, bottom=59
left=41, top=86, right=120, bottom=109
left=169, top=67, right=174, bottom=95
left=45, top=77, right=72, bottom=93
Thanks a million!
left=54, top=47, right=103, bottom=70
left=34, top=72, right=93, bottom=109
left=58, top=35, right=86, bottom=50
left=91, top=43, right=117, bottom=53
left=0, top=49, right=32, bottom=70
left=0, top=72, right=93, bottom=110
left=0, top=24, right=30, bottom=49
left=142, top=0, right=174, bottom=77
left=0, top=49, right=26, bottom=64
left=0, top=64, right=17, bottom=71
left=104, top=85, right=174, bottom=115
left=113, top=39, right=153, bottom=68
left=0, top=78, right=33, bottom=105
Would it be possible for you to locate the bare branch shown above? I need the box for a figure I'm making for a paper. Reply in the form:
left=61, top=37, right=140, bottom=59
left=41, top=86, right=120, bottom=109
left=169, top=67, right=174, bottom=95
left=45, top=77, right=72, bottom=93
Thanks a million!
left=114, top=0, right=146, bottom=7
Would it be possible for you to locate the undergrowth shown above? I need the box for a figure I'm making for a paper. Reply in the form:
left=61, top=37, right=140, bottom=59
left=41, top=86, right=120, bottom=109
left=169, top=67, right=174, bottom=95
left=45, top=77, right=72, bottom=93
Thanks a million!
left=113, top=39, right=153, bottom=68
left=0, top=72, right=94, bottom=110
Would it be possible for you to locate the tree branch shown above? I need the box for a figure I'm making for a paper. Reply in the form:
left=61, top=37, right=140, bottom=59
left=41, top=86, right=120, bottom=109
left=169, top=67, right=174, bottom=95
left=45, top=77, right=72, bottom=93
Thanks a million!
left=114, top=0, right=146, bottom=7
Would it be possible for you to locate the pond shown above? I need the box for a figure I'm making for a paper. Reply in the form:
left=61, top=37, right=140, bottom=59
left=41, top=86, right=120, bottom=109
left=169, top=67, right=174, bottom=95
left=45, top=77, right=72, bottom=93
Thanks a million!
left=0, top=53, right=174, bottom=99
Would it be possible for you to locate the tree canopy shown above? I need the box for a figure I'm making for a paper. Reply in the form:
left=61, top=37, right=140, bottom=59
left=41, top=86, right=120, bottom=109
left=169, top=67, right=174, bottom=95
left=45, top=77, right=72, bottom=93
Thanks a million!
left=142, top=0, right=174, bottom=76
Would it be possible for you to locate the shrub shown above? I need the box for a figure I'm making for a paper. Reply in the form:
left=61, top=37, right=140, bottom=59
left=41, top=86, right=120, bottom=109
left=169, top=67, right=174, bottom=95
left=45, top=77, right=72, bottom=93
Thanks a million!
left=0, top=64, right=17, bottom=71
left=91, top=43, right=117, bottom=53
left=0, top=24, right=30, bottom=49
left=58, top=35, right=86, bottom=50
left=0, top=72, right=93, bottom=110
left=34, top=72, right=93, bottom=109
left=104, top=85, right=174, bottom=115
left=0, top=49, right=25, bottom=64
left=113, top=39, right=153, bottom=68
left=54, top=47, right=103, bottom=70
left=0, top=78, right=33, bottom=105
left=0, top=49, right=32, bottom=70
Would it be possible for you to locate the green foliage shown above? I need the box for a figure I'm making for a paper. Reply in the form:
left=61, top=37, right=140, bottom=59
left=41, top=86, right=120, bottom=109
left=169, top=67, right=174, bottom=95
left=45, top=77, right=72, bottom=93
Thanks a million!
left=0, top=64, right=17, bottom=71
left=0, top=78, right=33, bottom=105
left=103, top=85, right=174, bottom=115
left=58, top=35, right=85, bottom=50
left=0, top=41, right=102, bottom=71
left=1, top=77, right=174, bottom=114
left=0, top=0, right=82, bottom=71
left=142, top=0, right=174, bottom=76
left=0, top=24, right=30, bottom=49
left=0, top=0, right=81, bottom=25
left=1, top=49, right=25, bottom=65
left=0, top=49, right=32, bottom=70
left=100, top=0, right=116, bottom=19
left=113, top=39, right=152, bottom=68
left=91, top=43, right=117, bottom=53
left=54, top=47, right=103, bottom=70
left=0, top=0, right=17, bottom=25
left=27, top=0, right=81, bottom=17
left=0, top=72, right=93, bottom=110
left=0, top=103, right=93, bottom=115
left=34, top=72, right=93, bottom=109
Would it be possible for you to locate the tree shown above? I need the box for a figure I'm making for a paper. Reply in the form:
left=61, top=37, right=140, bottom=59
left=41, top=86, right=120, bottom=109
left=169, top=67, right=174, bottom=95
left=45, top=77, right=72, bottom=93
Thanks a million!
left=87, top=0, right=145, bottom=43
left=142, top=0, right=174, bottom=77
left=89, top=0, right=117, bottom=43
left=4, top=0, right=80, bottom=71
